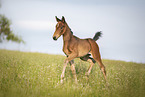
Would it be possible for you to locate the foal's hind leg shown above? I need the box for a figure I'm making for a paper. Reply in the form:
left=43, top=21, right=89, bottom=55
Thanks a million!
left=80, top=56, right=96, bottom=80
left=85, top=58, right=95, bottom=80
left=88, top=39, right=107, bottom=81
left=91, top=52, right=107, bottom=81
left=97, top=59, right=107, bottom=80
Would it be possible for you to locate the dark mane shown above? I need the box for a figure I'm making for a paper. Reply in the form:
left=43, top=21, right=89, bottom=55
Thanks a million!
left=69, top=28, right=73, bottom=34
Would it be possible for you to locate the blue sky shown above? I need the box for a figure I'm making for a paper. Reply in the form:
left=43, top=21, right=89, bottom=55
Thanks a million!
left=0, top=0, right=145, bottom=63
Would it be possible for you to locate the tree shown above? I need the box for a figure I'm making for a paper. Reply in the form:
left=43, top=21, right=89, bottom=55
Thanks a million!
left=0, top=15, right=24, bottom=43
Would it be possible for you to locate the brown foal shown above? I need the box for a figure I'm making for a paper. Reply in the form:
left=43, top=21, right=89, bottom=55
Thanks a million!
left=53, top=16, right=106, bottom=83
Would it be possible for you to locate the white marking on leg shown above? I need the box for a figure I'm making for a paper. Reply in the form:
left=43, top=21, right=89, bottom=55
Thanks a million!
left=61, top=60, right=68, bottom=83
left=71, top=63, right=77, bottom=83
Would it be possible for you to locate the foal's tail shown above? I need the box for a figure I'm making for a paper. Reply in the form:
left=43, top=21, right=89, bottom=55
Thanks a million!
left=93, top=31, right=102, bottom=41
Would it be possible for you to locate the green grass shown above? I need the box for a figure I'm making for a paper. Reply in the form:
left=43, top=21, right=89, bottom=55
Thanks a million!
left=0, top=49, right=145, bottom=97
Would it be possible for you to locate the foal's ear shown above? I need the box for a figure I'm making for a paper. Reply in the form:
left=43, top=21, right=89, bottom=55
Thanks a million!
left=55, top=16, right=61, bottom=22
left=62, top=16, right=65, bottom=23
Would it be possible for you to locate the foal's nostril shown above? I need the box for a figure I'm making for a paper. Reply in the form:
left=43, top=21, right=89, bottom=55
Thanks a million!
left=53, top=36, right=57, bottom=40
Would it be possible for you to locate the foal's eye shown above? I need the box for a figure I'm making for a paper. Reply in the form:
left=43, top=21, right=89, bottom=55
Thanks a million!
left=61, top=26, right=63, bottom=29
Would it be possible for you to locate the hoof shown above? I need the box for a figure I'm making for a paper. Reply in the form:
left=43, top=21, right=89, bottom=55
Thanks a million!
left=60, top=80, right=64, bottom=84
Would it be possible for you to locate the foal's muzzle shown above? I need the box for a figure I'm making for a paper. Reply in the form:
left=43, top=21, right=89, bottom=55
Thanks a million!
left=53, top=36, right=57, bottom=40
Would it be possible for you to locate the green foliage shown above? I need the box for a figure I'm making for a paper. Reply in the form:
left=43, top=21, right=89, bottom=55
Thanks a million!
left=0, top=50, right=145, bottom=97
left=0, top=15, right=24, bottom=43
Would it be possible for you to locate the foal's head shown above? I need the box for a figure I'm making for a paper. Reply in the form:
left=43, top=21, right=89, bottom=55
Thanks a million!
left=53, top=16, right=66, bottom=40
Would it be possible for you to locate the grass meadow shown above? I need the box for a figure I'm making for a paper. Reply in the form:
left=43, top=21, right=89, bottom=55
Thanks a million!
left=0, top=50, right=145, bottom=97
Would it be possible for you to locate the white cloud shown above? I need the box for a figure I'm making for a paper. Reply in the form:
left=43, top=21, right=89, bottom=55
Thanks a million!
left=15, top=20, right=55, bottom=31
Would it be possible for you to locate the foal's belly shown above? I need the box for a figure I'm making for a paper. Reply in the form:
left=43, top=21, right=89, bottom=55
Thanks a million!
left=78, top=39, right=91, bottom=57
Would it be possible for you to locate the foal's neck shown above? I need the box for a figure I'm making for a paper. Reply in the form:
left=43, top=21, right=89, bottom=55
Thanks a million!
left=63, top=23, right=73, bottom=41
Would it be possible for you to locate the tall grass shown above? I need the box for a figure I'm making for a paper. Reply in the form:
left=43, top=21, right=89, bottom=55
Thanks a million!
left=0, top=50, right=144, bottom=97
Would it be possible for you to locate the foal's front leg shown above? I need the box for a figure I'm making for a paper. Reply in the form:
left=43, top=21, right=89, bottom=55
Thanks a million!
left=70, top=60, right=77, bottom=83
left=61, top=53, right=77, bottom=84
left=61, top=59, right=68, bottom=84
